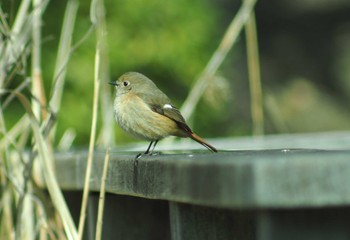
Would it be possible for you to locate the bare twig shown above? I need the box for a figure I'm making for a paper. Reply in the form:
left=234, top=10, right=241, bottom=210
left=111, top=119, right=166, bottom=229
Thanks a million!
left=180, top=0, right=257, bottom=120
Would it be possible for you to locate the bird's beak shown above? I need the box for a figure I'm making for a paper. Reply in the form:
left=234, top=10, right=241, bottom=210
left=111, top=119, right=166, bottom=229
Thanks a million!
left=109, top=81, right=119, bottom=86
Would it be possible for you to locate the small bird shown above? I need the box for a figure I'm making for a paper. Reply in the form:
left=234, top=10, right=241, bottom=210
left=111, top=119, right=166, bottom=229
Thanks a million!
left=109, top=72, right=217, bottom=155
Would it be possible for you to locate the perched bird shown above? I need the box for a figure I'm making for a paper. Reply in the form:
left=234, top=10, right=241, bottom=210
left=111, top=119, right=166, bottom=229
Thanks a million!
left=109, top=72, right=217, bottom=154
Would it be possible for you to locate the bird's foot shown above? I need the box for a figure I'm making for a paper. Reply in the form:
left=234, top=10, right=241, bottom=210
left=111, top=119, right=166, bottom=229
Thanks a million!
left=134, top=151, right=160, bottom=160
left=135, top=153, right=142, bottom=159
left=133, top=151, right=162, bottom=167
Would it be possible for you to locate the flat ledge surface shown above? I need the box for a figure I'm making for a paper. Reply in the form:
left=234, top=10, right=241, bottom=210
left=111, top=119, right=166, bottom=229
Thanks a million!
left=54, top=148, right=350, bottom=209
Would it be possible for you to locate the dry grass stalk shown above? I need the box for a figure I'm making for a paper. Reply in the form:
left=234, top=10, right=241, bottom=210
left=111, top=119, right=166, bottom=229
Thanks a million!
left=1, top=90, right=78, bottom=239
left=77, top=47, right=101, bottom=240
left=77, top=0, right=107, bottom=237
left=95, top=149, right=110, bottom=240
left=49, top=0, right=79, bottom=140
left=96, top=9, right=115, bottom=147
left=78, top=22, right=101, bottom=240
left=244, top=10, right=264, bottom=135
left=180, top=0, right=257, bottom=121
left=31, top=0, right=47, bottom=121
left=1, top=0, right=80, bottom=238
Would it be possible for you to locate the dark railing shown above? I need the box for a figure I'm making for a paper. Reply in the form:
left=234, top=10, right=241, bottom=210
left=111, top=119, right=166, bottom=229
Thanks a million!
left=55, top=132, right=350, bottom=240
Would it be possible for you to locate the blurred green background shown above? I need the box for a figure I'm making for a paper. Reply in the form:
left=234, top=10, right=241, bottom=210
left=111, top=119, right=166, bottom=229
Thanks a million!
left=3, top=0, right=350, bottom=146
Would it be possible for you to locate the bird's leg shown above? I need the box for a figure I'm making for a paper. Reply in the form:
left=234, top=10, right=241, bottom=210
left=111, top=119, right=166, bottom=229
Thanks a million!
left=144, top=141, right=154, bottom=154
left=149, top=140, right=158, bottom=154
left=135, top=141, right=154, bottom=159
left=135, top=140, right=160, bottom=159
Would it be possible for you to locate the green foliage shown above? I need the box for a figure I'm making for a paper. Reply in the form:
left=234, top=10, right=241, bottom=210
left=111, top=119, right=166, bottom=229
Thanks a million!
left=41, top=0, right=220, bottom=145
left=105, top=0, right=217, bottom=78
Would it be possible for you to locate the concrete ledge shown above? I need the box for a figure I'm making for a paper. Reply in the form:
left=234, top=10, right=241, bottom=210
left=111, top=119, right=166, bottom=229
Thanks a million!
left=55, top=148, right=350, bottom=209
left=116, top=131, right=350, bottom=151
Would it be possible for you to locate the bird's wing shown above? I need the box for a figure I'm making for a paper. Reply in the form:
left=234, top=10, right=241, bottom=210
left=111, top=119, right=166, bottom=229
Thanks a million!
left=140, top=92, right=192, bottom=133
left=138, top=91, right=217, bottom=152
left=152, top=104, right=193, bottom=133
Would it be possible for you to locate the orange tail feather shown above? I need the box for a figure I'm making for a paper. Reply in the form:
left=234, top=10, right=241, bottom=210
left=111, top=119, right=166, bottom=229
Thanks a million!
left=189, top=133, right=217, bottom=152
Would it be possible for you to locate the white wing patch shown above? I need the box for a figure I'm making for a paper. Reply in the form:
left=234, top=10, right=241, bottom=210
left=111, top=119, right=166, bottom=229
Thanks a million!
left=163, top=104, right=173, bottom=109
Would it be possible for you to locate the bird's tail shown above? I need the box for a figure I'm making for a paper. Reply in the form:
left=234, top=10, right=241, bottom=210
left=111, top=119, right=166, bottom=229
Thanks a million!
left=189, top=133, right=218, bottom=152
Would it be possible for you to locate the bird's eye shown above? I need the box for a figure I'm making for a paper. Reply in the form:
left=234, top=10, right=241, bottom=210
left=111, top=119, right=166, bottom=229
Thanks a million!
left=123, top=81, right=129, bottom=87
